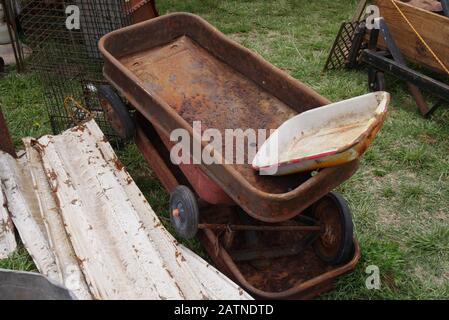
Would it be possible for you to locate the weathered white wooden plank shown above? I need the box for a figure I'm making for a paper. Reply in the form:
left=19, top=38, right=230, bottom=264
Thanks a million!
left=37, top=136, right=144, bottom=299
left=23, top=138, right=92, bottom=300
left=1, top=119, right=250, bottom=300
left=0, top=182, right=16, bottom=259
left=38, top=130, right=186, bottom=299
left=179, top=245, right=249, bottom=299
left=0, top=151, right=59, bottom=280
left=87, top=121, right=252, bottom=300
left=35, top=120, right=251, bottom=300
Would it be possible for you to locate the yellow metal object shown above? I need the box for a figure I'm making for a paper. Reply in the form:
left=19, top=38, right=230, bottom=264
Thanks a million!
left=63, top=96, right=93, bottom=125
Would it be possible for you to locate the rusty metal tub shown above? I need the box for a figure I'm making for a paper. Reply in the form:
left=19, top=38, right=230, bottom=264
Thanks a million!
left=197, top=206, right=360, bottom=299
left=99, top=12, right=359, bottom=223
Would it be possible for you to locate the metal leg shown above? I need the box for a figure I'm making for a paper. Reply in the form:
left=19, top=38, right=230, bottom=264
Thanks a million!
left=368, top=26, right=379, bottom=51
left=425, top=100, right=445, bottom=119
left=377, top=18, right=431, bottom=116
left=368, top=68, right=385, bottom=92
left=347, top=22, right=366, bottom=69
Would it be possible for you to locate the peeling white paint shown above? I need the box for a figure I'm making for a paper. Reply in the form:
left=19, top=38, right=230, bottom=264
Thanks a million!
left=0, top=152, right=59, bottom=280
left=23, top=139, right=92, bottom=300
left=18, top=120, right=252, bottom=300
left=88, top=121, right=251, bottom=300
left=0, top=181, right=16, bottom=259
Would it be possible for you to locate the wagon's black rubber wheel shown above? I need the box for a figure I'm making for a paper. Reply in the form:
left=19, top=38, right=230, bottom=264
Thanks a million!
left=368, top=69, right=386, bottom=92
left=97, top=85, right=135, bottom=140
left=312, top=192, right=354, bottom=266
left=169, top=185, right=199, bottom=240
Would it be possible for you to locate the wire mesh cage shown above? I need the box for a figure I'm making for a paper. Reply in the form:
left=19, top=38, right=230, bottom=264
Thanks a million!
left=17, top=0, right=157, bottom=137
left=1, top=0, right=26, bottom=72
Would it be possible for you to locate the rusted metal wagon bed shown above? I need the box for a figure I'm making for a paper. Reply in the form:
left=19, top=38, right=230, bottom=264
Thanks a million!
left=99, top=13, right=359, bottom=222
left=99, top=13, right=360, bottom=299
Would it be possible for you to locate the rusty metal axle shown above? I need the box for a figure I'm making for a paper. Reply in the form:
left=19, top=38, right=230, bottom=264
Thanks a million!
left=198, top=223, right=321, bottom=232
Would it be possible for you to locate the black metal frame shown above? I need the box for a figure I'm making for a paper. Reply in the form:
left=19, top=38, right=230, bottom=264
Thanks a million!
left=360, top=18, right=449, bottom=117
left=362, top=51, right=449, bottom=109
left=330, top=15, right=449, bottom=118
left=325, top=0, right=449, bottom=118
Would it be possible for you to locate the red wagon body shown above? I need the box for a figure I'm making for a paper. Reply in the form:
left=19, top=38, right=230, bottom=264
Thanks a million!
left=99, top=13, right=360, bottom=299
left=99, top=13, right=359, bottom=223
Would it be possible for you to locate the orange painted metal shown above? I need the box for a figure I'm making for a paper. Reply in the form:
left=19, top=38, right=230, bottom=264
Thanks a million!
left=134, top=121, right=360, bottom=300
left=197, top=206, right=360, bottom=300
left=99, top=13, right=359, bottom=223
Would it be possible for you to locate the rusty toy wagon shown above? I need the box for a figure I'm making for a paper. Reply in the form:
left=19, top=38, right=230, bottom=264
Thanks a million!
left=98, top=13, right=362, bottom=299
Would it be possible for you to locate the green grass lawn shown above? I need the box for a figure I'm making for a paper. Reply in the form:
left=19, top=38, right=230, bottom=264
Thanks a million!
left=1, top=0, right=449, bottom=299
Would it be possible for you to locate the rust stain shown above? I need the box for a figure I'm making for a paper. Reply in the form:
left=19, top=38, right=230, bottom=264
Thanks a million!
left=174, top=250, right=187, bottom=262
left=75, top=256, right=87, bottom=267
left=101, top=12, right=359, bottom=223
left=48, top=170, right=58, bottom=181
left=120, top=36, right=309, bottom=194
left=113, top=155, right=124, bottom=171
left=200, top=206, right=359, bottom=298
left=71, top=125, right=86, bottom=133
left=166, top=269, right=174, bottom=279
